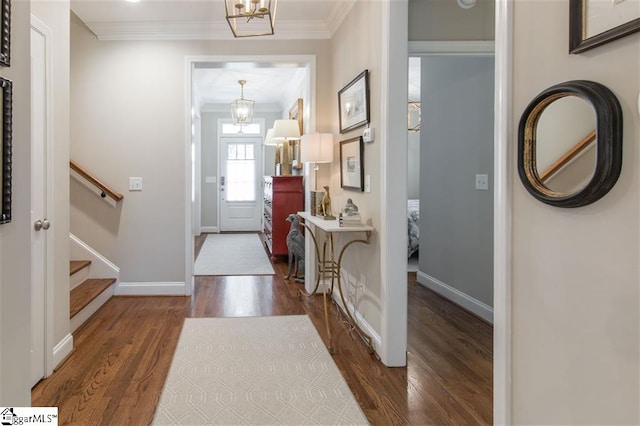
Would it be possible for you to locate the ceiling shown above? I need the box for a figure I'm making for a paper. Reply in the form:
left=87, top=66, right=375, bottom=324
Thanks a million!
left=71, top=0, right=420, bottom=109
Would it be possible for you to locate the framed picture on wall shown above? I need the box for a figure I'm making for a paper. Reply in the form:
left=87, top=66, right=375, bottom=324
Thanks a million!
left=338, top=70, right=369, bottom=133
left=0, top=0, right=10, bottom=67
left=1, top=77, right=12, bottom=224
left=340, top=136, right=364, bottom=191
left=569, top=0, right=640, bottom=53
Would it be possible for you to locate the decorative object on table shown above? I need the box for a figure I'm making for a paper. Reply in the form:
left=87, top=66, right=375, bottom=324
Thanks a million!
left=569, top=0, right=640, bottom=54
left=284, top=214, right=305, bottom=283
left=272, top=119, right=301, bottom=176
left=319, top=185, right=335, bottom=220
left=0, top=76, right=12, bottom=225
left=289, top=98, right=304, bottom=172
left=0, top=0, right=9, bottom=67
left=224, top=0, right=277, bottom=38
left=309, top=190, right=324, bottom=216
left=339, top=196, right=362, bottom=227
left=343, top=198, right=358, bottom=215
left=340, top=136, right=364, bottom=191
left=518, top=80, right=622, bottom=208
left=338, top=70, right=370, bottom=133
left=230, top=80, right=254, bottom=126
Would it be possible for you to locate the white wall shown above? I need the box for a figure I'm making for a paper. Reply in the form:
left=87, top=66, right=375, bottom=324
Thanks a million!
left=512, top=1, right=639, bottom=423
left=0, top=0, right=31, bottom=406
left=70, top=18, right=332, bottom=284
left=327, top=0, right=386, bottom=338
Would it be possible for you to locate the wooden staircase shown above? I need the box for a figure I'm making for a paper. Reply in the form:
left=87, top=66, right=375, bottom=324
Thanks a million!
left=69, top=260, right=116, bottom=332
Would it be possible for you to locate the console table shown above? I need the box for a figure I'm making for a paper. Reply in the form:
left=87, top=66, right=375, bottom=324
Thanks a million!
left=297, top=211, right=375, bottom=354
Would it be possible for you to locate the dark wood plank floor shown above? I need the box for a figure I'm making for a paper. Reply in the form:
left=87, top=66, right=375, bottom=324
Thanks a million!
left=33, top=234, right=493, bottom=425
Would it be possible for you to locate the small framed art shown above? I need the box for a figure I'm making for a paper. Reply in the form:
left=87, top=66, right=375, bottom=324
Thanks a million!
left=340, top=136, right=364, bottom=191
left=338, top=70, right=369, bottom=133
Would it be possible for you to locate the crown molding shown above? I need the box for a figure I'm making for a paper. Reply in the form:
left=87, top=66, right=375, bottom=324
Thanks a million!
left=326, top=0, right=357, bottom=37
left=87, top=20, right=332, bottom=41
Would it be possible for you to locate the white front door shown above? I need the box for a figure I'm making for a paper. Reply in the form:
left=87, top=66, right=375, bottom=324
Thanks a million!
left=219, top=136, right=262, bottom=231
left=30, top=23, right=50, bottom=387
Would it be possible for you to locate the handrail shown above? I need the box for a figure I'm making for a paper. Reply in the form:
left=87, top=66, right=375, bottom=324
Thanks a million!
left=70, top=160, right=124, bottom=202
left=540, top=130, right=596, bottom=182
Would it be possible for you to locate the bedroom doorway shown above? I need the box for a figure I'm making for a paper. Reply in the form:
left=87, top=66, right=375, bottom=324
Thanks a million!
left=407, top=56, right=421, bottom=273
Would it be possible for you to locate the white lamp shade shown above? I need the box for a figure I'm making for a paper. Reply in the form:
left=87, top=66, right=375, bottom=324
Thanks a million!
left=263, top=128, right=278, bottom=146
left=272, top=119, right=301, bottom=140
left=301, top=133, right=333, bottom=163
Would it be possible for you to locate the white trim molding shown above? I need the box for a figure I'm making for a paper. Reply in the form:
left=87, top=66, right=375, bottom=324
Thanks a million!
left=494, top=0, right=514, bottom=423
left=331, top=292, right=382, bottom=353
left=52, top=334, right=73, bottom=371
left=116, top=282, right=187, bottom=296
left=200, top=226, right=219, bottom=234
left=416, top=272, right=494, bottom=323
left=70, top=283, right=116, bottom=333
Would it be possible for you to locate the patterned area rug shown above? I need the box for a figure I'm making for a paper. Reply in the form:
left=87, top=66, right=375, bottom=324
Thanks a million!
left=194, top=233, right=275, bottom=276
left=153, top=316, right=368, bottom=425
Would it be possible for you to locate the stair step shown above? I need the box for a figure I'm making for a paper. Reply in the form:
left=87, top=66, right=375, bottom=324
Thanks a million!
left=70, top=278, right=115, bottom=319
left=70, top=260, right=91, bottom=276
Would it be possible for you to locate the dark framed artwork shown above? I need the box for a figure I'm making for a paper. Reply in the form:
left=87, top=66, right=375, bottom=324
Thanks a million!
left=340, top=136, right=364, bottom=191
left=569, top=0, right=640, bottom=53
left=0, top=0, right=9, bottom=67
left=338, top=70, right=369, bottom=133
left=1, top=77, right=12, bottom=224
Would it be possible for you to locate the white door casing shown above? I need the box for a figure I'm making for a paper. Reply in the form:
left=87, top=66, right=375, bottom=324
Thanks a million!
left=219, top=135, right=263, bottom=231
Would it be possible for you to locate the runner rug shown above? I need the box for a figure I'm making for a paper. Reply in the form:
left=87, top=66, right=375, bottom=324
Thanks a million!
left=194, top=233, right=275, bottom=276
left=153, top=315, right=368, bottom=425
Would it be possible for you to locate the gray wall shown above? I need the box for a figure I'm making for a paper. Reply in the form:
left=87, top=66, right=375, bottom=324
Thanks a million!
left=409, top=0, right=494, bottom=41
left=200, top=110, right=281, bottom=229
left=419, top=55, right=494, bottom=308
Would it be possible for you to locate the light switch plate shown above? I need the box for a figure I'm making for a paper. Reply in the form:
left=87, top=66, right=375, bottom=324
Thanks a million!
left=363, top=127, right=375, bottom=143
left=365, top=175, right=371, bottom=193
left=475, top=174, right=489, bottom=190
left=129, top=177, right=143, bottom=191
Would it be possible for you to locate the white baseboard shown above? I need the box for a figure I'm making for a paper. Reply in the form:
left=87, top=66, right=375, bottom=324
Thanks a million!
left=331, top=291, right=382, bottom=353
left=200, top=226, right=219, bottom=233
left=52, top=333, right=73, bottom=370
left=416, top=271, right=494, bottom=324
left=116, top=281, right=187, bottom=296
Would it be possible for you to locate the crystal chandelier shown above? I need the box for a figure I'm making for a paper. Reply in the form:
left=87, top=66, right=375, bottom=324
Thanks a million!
left=225, top=0, right=278, bottom=38
left=231, top=80, right=255, bottom=126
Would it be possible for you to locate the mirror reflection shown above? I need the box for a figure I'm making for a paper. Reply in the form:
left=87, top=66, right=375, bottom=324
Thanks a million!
left=535, top=95, right=596, bottom=195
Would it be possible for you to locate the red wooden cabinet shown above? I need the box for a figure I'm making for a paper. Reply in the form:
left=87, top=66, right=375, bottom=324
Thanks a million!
left=263, top=176, right=304, bottom=261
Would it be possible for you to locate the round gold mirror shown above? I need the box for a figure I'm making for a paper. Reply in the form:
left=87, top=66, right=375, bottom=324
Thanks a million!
left=518, top=80, right=622, bottom=208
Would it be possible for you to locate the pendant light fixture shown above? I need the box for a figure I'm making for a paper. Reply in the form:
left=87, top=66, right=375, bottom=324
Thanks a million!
left=225, top=0, right=278, bottom=38
left=231, top=80, right=255, bottom=126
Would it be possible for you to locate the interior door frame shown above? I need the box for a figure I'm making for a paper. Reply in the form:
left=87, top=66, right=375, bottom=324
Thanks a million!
left=184, top=55, right=316, bottom=296
left=217, top=120, right=265, bottom=232
left=31, top=15, right=56, bottom=382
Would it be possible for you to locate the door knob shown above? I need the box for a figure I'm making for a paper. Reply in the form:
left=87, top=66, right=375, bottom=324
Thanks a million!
left=34, top=219, right=51, bottom=231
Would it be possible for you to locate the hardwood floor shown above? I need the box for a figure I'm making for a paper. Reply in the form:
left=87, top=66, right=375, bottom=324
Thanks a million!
left=33, top=237, right=493, bottom=425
